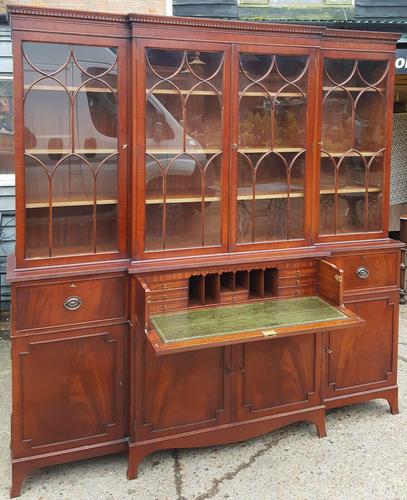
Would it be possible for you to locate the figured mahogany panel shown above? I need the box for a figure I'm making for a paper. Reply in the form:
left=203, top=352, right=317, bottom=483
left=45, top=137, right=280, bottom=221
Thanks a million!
left=16, top=274, right=126, bottom=332
left=12, top=325, right=127, bottom=458
left=237, top=334, right=318, bottom=419
left=328, top=252, right=398, bottom=291
left=324, top=294, right=396, bottom=396
left=141, top=341, right=228, bottom=435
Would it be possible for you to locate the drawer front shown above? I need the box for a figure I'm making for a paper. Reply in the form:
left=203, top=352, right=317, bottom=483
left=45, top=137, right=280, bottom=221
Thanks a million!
left=219, top=290, right=249, bottom=304
left=279, top=275, right=318, bottom=287
left=16, top=275, right=127, bottom=331
left=332, top=253, right=398, bottom=291
left=278, top=284, right=318, bottom=298
left=149, top=298, right=188, bottom=314
left=146, top=279, right=189, bottom=291
left=147, top=287, right=188, bottom=303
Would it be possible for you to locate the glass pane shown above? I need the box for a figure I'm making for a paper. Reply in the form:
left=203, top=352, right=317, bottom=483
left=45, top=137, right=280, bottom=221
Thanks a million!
left=288, top=153, right=305, bottom=239
left=23, top=42, right=120, bottom=257
left=238, top=51, right=309, bottom=244
left=320, top=57, right=388, bottom=236
left=319, top=155, right=336, bottom=235
left=204, top=157, right=221, bottom=246
left=144, top=47, right=224, bottom=250
left=274, top=93, right=306, bottom=149
left=239, top=90, right=271, bottom=150
left=254, top=154, right=287, bottom=242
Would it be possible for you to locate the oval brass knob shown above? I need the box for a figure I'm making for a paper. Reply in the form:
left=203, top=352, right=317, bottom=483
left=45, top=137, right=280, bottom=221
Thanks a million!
left=232, top=143, right=238, bottom=150
left=356, top=266, right=369, bottom=279
left=64, top=296, right=82, bottom=311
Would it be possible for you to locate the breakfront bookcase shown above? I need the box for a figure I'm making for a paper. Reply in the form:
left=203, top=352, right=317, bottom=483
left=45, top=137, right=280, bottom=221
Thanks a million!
left=7, top=5, right=402, bottom=497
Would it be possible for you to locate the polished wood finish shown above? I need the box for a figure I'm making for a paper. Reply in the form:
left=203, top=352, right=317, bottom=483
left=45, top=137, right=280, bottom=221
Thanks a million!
left=7, top=6, right=401, bottom=497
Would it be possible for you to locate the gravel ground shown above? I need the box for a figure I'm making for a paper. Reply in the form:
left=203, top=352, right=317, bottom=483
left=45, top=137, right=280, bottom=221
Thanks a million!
left=0, top=308, right=406, bottom=500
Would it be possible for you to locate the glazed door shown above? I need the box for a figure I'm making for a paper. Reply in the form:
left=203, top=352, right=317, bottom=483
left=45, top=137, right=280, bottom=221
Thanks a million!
left=14, top=34, right=128, bottom=267
left=11, top=324, right=128, bottom=458
left=322, top=292, right=398, bottom=401
left=235, top=334, right=321, bottom=421
left=230, top=45, right=317, bottom=251
left=135, top=39, right=231, bottom=258
left=317, top=52, right=393, bottom=240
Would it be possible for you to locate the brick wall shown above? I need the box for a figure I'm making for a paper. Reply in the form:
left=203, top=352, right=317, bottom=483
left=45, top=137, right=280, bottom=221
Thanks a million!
left=0, top=0, right=167, bottom=15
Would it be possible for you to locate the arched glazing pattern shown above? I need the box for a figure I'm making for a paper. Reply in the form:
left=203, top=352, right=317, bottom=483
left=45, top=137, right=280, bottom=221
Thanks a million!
left=145, top=48, right=224, bottom=250
left=237, top=53, right=309, bottom=243
left=22, top=41, right=119, bottom=258
left=319, top=58, right=388, bottom=235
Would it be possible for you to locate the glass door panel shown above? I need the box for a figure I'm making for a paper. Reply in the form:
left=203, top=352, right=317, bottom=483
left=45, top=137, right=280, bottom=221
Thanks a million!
left=22, top=41, right=120, bottom=258
left=236, top=52, right=310, bottom=244
left=319, top=57, right=388, bottom=236
left=144, top=47, right=225, bottom=251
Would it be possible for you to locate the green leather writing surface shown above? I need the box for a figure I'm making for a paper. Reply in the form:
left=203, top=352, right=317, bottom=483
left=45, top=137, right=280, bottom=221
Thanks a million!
left=151, top=296, right=345, bottom=343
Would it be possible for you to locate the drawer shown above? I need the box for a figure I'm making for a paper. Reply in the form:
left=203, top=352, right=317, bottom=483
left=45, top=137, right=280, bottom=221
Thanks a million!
left=146, top=279, right=189, bottom=291
left=331, top=253, right=398, bottom=291
left=278, top=284, right=318, bottom=298
left=147, top=287, right=188, bottom=303
left=149, top=298, right=188, bottom=314
left=16, top=275, right=126, bottom=331
left=279, top=275, right=318, bottom=287
left=219, top=289, right=249, bottom=304
left=278, top=266, right=318, bottom=279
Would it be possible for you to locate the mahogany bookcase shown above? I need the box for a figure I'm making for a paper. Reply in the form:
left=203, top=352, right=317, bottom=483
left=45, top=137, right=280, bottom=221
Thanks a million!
left=6, top=5, right=402, bottom=497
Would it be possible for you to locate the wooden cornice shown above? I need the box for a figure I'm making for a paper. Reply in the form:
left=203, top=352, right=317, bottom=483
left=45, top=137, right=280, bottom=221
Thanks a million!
left=7, top=6, right=400, bottom=42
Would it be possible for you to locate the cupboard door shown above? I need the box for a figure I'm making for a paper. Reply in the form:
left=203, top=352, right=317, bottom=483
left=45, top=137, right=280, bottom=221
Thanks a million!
left=231, top=47, right=316, bottom=249
left=12, top=325, right=128, bottom=458
left=236, top=334, right=320, bottom=420
left=318, top=54, right=392, bottom=238
left=136, top=339, right=231, bottom=439
left=323, top=294, right=397, bottom=400
left=139, top=40, right=230, bottom=256
left=18, top=38, right=127, bottom=264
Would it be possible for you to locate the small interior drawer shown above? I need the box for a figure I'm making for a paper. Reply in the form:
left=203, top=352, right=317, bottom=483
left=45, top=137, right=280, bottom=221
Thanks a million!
left=329, top=253, right=398, bottom=291
left=149, top=298, right=188, bottom=314
left=147, top=288, right=188, bottom=303
left=146, top=279, right=189, bottom=291
left=16, top=274, right=127, bottom=331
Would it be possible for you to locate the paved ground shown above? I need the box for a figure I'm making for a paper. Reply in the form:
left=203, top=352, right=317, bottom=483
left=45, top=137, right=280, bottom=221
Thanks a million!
left=0, top=309, right=406, bottom=500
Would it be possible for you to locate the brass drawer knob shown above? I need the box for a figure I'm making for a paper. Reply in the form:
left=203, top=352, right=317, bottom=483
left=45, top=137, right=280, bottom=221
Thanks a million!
left=64, top=296, right=82, bottom=311
left=356, top=266, right=369, bottom=279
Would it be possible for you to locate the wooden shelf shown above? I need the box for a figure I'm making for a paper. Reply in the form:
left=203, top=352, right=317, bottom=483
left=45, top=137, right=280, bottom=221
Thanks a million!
left=25, top=149, right=118, bottom=155
left=24, top=84, right=118, bottom=93
left=240, top=91, right=304, bottom=98
left=146, top=195, right=221, bottom=205
left=237, top=192, right=304, bottom=200
left=147, top=89, right=220, bottom=96
left=26, top=198, right=118, bottom=209
left=320, top=187, right=381, bottom=195
left=322, top=151, right=381, bottom=157
left=323, top=86, right=385, bottom=92
left=238, top=147, right=304, bottom=154
left=146, top=148, right=221, bottom=155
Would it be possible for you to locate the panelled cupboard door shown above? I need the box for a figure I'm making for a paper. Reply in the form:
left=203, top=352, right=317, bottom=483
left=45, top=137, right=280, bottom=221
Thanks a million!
left=136, top=339, right=231, bottom=440
left=323, top=293, right=397, bottom=400
left=235, top=334, right=321, bottom=421
left=14, top=34, right=128, bottom=267
left=318, top=52, right=394, bottom=241
left=135, top=39, right=231, bottom=258
left=11, top=325, right=128, bottom=458
left=230, top=45, right=317, bottom=251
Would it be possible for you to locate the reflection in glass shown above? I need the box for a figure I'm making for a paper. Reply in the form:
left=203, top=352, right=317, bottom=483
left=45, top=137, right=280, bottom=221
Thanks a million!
left=144, top=47, right=224, bottom=250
